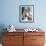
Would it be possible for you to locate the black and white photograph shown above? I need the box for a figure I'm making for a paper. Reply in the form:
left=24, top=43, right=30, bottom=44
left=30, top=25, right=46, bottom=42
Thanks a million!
left=19, top=5, right=34, bottom=23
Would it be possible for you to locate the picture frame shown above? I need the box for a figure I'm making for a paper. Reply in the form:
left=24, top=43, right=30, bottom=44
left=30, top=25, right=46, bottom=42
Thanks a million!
left=19, top=5, right=34, bottom=23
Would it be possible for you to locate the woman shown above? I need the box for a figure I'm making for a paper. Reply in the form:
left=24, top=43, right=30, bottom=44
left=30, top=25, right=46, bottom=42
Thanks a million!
left=22, top=7, right=32, bottom=21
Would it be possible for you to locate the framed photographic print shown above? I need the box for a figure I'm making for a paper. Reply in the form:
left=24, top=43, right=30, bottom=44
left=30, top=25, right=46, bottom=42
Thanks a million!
left=19, top=5, right=34, bottom=23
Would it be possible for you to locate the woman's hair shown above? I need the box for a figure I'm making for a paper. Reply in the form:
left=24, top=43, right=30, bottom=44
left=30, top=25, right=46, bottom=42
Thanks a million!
left=22, top=7, right=25, bottom=15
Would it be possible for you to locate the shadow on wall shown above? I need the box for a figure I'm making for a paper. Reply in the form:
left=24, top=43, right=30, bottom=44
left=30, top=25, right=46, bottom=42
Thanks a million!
left=0, top=24, right=7, bottom=43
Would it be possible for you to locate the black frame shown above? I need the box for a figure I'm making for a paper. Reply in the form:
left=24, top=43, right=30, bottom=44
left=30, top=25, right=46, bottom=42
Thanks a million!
left=19, top=5, right=34, bottom=23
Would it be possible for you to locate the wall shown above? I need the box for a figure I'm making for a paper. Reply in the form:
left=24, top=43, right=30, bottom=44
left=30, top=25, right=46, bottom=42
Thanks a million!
left=0, top=0, right=46, bottom=29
